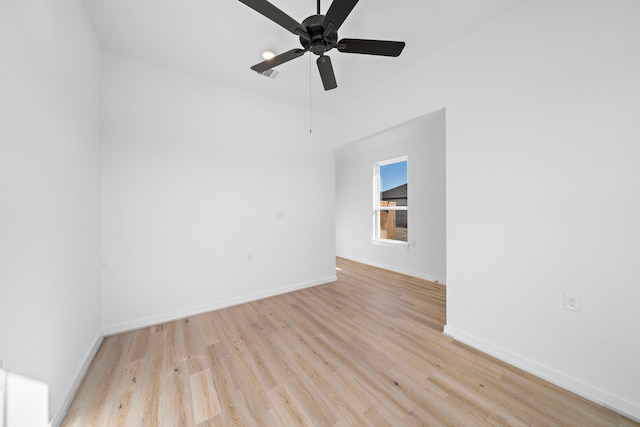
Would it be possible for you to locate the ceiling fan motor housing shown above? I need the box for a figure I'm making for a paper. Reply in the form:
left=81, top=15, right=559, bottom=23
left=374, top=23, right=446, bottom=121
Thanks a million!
left=300, top=15, right=338, bottom=55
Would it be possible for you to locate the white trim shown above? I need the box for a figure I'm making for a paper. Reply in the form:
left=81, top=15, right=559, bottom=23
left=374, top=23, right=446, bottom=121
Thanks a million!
left=376, top=156, right=409, bottom=167
left=50, top=332, right=104, bottom=427
left=443, top=325, right=640, bottom=423
left=371, top=238, right=410, bottom=249
left=1, top=366, right=5, bottom=427
left=102, top=276, right=338, bottom=336
left=375, top=206, right=408, bottom=211
left=339, top=256, right=445, bottom=284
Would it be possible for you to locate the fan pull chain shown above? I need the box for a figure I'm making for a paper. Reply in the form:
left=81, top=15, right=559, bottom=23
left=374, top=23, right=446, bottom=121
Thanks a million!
left=309, top=54, right=313, bottom=134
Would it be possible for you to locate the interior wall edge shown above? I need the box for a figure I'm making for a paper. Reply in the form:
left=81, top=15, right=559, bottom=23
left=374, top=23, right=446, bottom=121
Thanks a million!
left=101, top=275, right=338, bottom=336
left=443, top=325, right=640, bottom=422
left=50, top=332, right=104, bottom=427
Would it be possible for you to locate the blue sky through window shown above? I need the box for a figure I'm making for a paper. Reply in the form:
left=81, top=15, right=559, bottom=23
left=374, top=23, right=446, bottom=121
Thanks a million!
left=380, top=160, right=407, bottom=192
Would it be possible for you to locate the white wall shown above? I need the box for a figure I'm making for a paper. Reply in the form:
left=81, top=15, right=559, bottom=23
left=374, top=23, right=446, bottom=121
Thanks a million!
left=331, top=0, right=640, bottom=420
left=335, top=111, right=446, bottom=282
left=100, top=54, right=336, bottom=333
left=0, top=0, right=102, bottom=423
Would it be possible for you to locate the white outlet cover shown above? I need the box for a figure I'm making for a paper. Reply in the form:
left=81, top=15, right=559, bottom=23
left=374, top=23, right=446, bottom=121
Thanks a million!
left=564, top=293, right=581, bottom=312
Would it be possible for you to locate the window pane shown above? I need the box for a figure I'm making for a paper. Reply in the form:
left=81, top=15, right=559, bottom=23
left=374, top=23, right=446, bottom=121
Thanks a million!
left=379, top=209, right=408, bottom=242
left=377, top=159, right=408, bottom=242
left=380, top=160, right=407, bottom=203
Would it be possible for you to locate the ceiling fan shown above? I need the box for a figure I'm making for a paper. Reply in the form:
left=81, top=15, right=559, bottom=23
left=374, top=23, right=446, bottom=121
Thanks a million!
left=238, top=0, right=406, bottom=90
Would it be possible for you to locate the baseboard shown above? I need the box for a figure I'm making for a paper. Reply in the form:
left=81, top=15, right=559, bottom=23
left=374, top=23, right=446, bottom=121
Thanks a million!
left=102, top=275, right=338, bottom=336
left=338, top=255, right=445, bottom=284
left=50, top=331, right=104, bottom=427
left=443, top=325, right=640, bottom=423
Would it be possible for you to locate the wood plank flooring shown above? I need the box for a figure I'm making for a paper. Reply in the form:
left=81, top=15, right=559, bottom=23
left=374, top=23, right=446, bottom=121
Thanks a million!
left=62, top=258, right=638, bottom=426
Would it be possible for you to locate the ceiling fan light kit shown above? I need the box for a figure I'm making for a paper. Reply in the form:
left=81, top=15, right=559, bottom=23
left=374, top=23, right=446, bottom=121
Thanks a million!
left=260, top=69, right=279, bottom=79
left=238, top=0, right=405, bottom=91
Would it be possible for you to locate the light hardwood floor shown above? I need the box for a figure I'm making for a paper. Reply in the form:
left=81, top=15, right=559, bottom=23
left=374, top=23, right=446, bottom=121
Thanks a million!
left=62, top=258, right=638, bottom=426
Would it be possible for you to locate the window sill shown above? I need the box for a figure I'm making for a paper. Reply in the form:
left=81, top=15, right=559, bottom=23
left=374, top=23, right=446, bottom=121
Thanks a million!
left=371, top=238, right=410, bottom=249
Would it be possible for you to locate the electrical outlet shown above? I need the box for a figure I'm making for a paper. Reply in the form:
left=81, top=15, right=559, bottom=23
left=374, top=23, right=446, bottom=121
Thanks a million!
left=247, top=253, right=253, bottom=263
left=564, top=293, right=581, bottom=312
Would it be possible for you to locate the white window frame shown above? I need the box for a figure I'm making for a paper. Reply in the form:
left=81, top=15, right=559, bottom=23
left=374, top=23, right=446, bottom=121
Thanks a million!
left=372, top=156, right=409, bottom=248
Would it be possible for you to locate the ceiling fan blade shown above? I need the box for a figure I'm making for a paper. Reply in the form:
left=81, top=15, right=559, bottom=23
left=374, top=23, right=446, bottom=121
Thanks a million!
left=337, top=39, right=405, bottom=57
left=251, top=48, right=307, bottom=73
left=322, top=0, right=359, bottom=34
left=316, top=55, right=337, bottom=91
left=238, top=0, right=309, bottom=39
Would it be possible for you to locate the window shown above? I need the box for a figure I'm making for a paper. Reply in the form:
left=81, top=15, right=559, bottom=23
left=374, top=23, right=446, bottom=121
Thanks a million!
left=373, top=157, right=408, bottom=246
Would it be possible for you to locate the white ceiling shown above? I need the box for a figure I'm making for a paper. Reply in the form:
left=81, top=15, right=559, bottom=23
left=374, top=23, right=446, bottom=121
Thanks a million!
left=85, top=0, right=526, bottom=113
